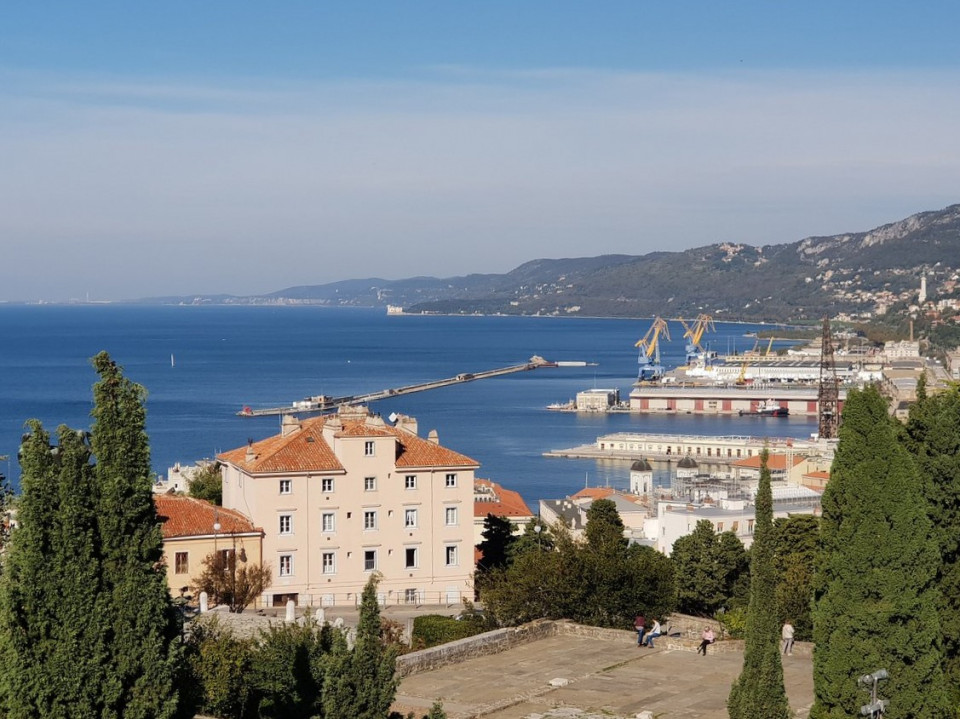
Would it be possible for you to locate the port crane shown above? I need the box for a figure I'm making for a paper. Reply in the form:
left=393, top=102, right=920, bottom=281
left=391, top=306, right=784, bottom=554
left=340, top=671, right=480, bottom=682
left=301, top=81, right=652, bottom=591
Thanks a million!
left=679, top=313, right=716, bottom=364
left=237, top=356, right=589, bottom=417
left=635, top=317, right=671, bottom=383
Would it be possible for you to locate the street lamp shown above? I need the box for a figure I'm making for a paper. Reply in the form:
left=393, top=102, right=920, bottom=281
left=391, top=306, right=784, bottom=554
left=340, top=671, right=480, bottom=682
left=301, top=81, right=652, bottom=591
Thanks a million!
left=859, top=668, right=888, bottom=717
left=534, top=523, right=542, bottom=550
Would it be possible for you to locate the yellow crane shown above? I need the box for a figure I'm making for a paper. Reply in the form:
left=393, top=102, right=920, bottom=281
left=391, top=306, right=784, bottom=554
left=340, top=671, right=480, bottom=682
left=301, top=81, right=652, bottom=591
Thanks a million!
left=635, top=317, right=671, bottom=381
left=680, top=313, right=715, bottom=363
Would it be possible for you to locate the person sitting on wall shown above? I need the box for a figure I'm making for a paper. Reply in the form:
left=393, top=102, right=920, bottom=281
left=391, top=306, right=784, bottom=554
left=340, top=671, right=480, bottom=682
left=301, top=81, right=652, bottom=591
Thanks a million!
left=643, top=618, right=662, bottom=647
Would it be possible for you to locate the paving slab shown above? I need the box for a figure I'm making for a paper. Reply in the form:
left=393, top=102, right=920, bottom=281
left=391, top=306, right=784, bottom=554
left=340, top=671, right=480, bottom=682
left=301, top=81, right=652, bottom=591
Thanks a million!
left=395, top=634, right=813, bottom=719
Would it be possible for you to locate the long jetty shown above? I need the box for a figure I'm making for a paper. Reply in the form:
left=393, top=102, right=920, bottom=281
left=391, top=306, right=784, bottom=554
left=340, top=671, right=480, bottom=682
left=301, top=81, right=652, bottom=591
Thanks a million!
left=238, top=356, right=587, bottom=417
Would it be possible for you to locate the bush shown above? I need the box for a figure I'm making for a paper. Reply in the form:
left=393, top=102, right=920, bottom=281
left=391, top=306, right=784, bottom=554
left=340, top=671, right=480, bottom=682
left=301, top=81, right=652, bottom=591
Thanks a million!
left=412, top=615, right=487, bottom=648
left=716, top=606, right=748, bottom=639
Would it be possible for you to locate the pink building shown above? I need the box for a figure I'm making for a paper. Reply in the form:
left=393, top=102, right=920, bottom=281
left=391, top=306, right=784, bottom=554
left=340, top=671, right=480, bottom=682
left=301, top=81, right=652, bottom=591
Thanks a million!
left=218, top=407, right=479, bottom=608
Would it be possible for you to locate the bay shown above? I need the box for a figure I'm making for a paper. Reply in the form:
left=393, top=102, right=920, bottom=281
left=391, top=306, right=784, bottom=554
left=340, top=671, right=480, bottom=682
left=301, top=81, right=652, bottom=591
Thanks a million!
left=0, top=305, right=816, bottom=509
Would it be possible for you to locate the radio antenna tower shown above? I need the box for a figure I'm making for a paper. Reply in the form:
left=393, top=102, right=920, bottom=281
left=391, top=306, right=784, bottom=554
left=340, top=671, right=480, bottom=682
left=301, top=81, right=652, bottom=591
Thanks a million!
left=818, top=317, right=840, bottom=439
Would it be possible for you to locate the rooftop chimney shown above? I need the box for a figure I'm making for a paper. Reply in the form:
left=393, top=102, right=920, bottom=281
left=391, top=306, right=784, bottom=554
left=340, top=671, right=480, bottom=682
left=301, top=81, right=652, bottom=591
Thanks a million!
left=427, top=429, right=439, bottom=445
left=281, top=414, right=300, bottom=438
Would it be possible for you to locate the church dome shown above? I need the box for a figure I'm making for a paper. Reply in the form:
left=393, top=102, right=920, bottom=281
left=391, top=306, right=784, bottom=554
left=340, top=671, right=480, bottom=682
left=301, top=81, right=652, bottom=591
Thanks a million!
left=677, top=455, right=698, bottom=469
left=631, top=458, right=653, bottom=472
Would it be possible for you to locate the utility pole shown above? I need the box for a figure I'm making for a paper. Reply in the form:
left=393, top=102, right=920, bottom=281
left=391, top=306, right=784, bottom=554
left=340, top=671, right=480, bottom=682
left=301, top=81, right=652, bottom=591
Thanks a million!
left=818, top=317, right=840, bottom=439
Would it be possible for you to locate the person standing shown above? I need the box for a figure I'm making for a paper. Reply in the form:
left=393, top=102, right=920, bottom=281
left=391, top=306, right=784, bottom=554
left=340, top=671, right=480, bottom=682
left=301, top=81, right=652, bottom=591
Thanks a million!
left=643, top=618, right=662, bottom=647
left=697, top=626, right=715, bottom=655
left=781, top=620, right=795, bottom=656
left=634, top=613, right=646, bottom=646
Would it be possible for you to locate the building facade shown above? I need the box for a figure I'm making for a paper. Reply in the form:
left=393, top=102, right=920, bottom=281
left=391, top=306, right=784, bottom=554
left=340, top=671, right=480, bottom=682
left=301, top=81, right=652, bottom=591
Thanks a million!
left=218, top=407, right=478, bottom=608
left=155, top=494, right=264, bottom=600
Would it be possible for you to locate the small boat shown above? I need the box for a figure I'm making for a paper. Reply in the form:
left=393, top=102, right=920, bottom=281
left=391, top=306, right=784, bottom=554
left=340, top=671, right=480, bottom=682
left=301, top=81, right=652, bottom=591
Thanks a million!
left=739, top=399, right=788, bottom=417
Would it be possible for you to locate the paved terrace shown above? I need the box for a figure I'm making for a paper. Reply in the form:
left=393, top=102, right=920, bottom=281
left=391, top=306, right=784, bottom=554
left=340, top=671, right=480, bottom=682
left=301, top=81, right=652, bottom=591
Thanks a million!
left=394, top=624, right=813, bottom=719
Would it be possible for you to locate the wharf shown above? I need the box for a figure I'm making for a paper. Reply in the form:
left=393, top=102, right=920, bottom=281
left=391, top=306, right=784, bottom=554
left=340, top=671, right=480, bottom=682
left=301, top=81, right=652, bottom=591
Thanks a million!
left=628, top=384, right=846, bottom=417
left=545, top=432, right=826, bottom=465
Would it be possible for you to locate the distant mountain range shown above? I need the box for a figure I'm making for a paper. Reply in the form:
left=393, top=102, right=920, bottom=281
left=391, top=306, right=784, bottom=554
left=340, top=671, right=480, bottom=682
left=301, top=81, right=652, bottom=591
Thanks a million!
left=143, top=204, right=960, bottom=323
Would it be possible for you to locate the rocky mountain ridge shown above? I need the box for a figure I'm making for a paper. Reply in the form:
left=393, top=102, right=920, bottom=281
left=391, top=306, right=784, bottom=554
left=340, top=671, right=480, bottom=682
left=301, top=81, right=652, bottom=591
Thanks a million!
left=146, top=204, right=960, bottom=323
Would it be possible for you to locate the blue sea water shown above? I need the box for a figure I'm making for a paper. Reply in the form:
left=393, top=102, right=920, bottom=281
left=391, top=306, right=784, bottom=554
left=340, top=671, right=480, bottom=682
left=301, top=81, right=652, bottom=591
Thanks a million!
left=0, top=305, right=817, bottom=508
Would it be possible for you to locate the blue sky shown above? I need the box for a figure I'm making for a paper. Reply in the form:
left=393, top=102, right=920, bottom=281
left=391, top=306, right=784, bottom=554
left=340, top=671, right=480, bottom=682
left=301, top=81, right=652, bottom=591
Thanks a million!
left=2, top=2, right=959, bottom=301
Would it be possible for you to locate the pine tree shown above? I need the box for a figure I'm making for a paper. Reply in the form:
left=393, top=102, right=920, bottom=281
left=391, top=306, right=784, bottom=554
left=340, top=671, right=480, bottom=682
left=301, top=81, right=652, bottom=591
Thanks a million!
left=728, top=448, right=791, bottom=719
left=323, top=574, right=398, bottom=719
left=0, top=354, right=183, bottom=718
left=811, top=386, right=949, bottom=718
left=671, top=519, right=748, bottom=616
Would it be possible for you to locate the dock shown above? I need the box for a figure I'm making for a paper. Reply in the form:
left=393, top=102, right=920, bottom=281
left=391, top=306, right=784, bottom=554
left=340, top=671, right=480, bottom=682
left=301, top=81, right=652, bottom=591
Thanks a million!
left=239, top=356, right=586, bottom=417
left=545, top=431, right=830, bottom=465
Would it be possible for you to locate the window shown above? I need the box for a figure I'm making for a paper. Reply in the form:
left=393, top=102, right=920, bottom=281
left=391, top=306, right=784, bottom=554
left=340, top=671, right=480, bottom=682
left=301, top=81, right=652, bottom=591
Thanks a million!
left=445, top=507, right=458, bottom=526
left=405, top=547, right=418, bottom=569
left=445, top=545, right=458, bottom=566
left=322, top=552, right=336, bottom=575
left=445, top=473, right=457, bottom=488
left=404, top=508, right=418, bottom=528
left=748, top=519, right=755, bottom=534
left=279, top=554, right=293, bottom=577
left=364, top=550, right=377, bottom=571
left=279, top=479, right=292, bottom=494
left=279, top=514, right=293, bottom=534
left=731, top=521, right=739, bottom=533
left=364, top=476, right=376, bottom=491
left=174, top=552, right=188, bottom=574
left=363, top=510, right=377, bottom=530
left=364, top=441, right=375, bottom=456
left=322, top=512, right=335, bottom=533
left=322, top=477, right=334, bottom=493
left=404, top=588, right=418, bottom=603
left=716, top=522, right=724, bottom=532
left=405, top=475, right=417, bottom=490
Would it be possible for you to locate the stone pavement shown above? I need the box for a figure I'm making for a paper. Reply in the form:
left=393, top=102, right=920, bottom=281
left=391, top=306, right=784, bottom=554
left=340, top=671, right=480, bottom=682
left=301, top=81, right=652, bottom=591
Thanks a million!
left=394, top=632, right=813, bottom=719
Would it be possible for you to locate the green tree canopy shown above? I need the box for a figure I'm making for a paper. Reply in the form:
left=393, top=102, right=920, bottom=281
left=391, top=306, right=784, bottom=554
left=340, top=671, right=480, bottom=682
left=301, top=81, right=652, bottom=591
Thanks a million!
left=812, top=386, right=948, bottom=718
left=671, top=519, right=749, bottom=616
left=476, top=513, right=516, bottom=572
left=0, top=353, right=183, bottom=718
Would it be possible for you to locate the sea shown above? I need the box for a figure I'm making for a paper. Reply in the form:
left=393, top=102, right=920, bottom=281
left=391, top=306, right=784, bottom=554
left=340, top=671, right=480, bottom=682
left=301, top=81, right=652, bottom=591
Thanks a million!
left=0, top=305, right=818, bottom=509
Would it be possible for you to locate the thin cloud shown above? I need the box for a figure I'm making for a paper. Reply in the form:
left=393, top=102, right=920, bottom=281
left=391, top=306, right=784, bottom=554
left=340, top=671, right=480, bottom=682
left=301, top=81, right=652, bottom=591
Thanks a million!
left=0, top=67, right=957, bottom=301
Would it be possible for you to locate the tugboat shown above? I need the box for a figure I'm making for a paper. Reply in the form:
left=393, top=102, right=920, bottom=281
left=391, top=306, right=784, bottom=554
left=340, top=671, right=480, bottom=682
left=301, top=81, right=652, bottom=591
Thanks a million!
left=739, top=399, right=789, bottom=417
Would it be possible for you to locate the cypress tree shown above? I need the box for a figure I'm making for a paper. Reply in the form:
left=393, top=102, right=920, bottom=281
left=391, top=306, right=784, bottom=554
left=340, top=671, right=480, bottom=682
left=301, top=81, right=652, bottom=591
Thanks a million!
left=811, top=386, right=949, bottom=718
left=903, top=385, right=960, bottom=701
left=728, top=448, right=791, bottom=719
left=323, top=574, right=398, bottom=719
left=0, top=354, right=183, bottom=718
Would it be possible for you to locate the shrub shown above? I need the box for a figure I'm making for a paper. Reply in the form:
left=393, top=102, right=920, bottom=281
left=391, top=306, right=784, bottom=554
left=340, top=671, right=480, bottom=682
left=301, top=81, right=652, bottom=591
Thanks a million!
left=412, top=615, right=487, bottom=648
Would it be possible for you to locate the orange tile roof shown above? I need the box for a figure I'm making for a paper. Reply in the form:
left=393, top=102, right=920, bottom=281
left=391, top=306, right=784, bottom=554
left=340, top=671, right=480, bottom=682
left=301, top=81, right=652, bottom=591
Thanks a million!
left=218, top=413, right=478, bottom=474
left=572, top=487, right=616, bottom=501
left=154, top=495, right=260, bottom=539
left=803, top=470, right=831, bottom=480
left=474, top=479, right=533, bottom=519
left=731, top=454, right=804, bottom=471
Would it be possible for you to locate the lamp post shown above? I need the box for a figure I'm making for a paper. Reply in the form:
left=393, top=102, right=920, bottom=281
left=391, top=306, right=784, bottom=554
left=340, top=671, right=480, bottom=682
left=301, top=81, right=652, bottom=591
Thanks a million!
left=534, top=523, right=542, bottom=551
left=859, top=668, right=888, bottom=717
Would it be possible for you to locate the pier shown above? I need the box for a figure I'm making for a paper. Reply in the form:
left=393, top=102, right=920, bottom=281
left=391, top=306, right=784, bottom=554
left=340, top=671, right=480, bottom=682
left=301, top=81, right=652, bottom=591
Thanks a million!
left=545, top=431, right=830, bottom=466
left=239, top=356, right=587, bottom=417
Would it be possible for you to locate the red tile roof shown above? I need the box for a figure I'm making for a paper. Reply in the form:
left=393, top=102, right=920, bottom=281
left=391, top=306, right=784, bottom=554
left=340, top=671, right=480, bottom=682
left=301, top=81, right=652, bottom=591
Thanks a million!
left=218, top=412, right=478, bottom=474
left=803, top=470, right=831, bottom=480
left=474, top=479, right=533, bottom=519
left=731, top=454, right=804, bottom=471
left=155, top=494, right=260, bottom=539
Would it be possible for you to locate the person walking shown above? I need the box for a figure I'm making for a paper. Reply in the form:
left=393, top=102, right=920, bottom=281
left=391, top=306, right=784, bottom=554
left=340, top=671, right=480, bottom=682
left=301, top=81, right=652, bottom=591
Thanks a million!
left=634, top=613, right=646, bottom=646
left=781, top=620, right=795, bottom=656
left=697, top=626, right=715, bottom=655
left=643, top=618, right=662, bottom=647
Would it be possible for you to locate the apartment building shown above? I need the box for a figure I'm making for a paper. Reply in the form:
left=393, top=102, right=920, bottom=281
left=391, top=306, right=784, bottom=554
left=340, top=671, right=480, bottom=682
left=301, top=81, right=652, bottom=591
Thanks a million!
left=218, top=406, right=479, bottom=608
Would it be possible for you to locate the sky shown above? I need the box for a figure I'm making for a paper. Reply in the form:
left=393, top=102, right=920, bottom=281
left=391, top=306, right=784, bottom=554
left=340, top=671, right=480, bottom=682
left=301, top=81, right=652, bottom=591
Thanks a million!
left=1, top=2, right=959, bottom=302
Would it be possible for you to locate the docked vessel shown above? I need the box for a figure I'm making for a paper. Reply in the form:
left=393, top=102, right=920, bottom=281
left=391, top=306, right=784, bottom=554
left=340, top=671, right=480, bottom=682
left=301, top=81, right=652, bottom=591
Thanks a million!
left=738, top=399, right=789, bottom=417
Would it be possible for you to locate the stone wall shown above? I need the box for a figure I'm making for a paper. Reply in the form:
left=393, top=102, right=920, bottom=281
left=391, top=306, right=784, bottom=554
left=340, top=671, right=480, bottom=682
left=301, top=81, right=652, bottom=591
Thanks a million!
left=396, top=619, right=558, bottom=678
